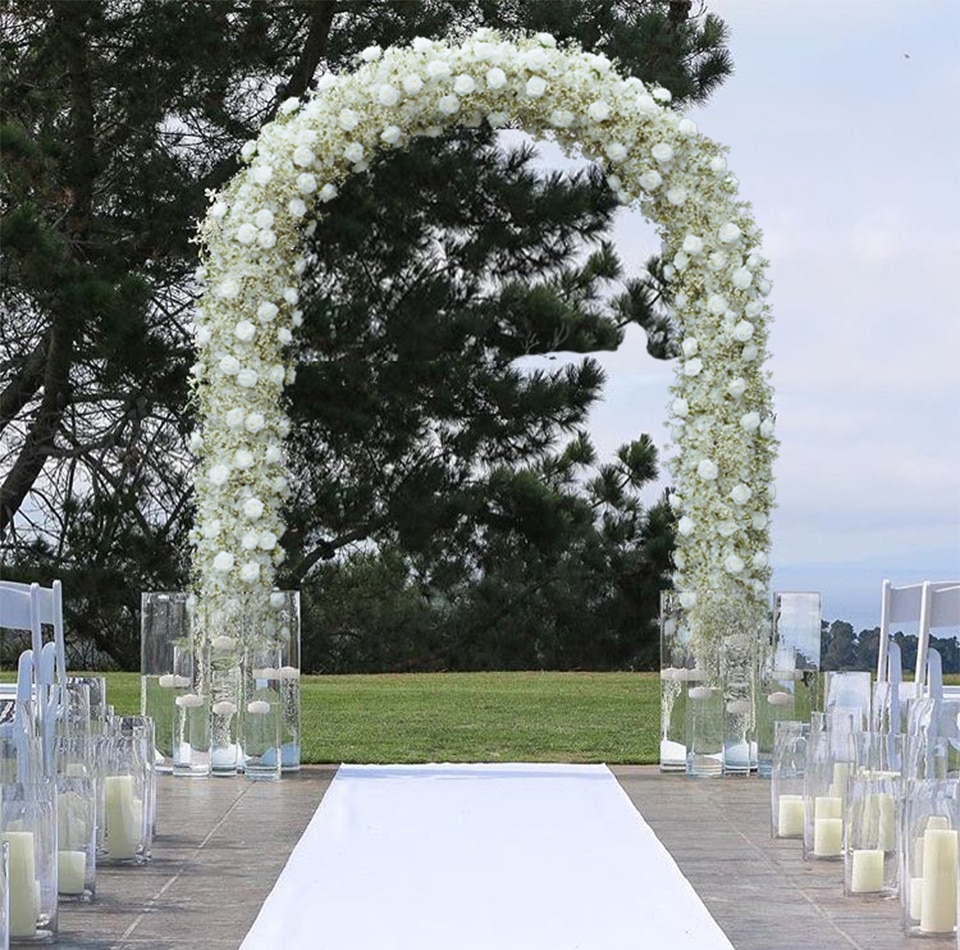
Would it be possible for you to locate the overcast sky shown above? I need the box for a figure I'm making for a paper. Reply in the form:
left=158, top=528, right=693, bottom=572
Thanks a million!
left=523, top=0, right=960, bottom=630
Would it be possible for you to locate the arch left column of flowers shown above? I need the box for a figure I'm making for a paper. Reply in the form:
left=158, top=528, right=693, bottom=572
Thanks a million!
left=190, top=28, right=777, bottom=655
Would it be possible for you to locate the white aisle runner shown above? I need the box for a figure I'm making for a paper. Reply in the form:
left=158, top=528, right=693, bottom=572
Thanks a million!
left=241, top=763, right=734, bottom=950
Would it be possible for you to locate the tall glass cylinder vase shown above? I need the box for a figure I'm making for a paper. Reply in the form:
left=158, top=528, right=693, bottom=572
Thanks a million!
left=140, top=592, right=190, bottom=773
left=902, top=779, right=960, bottom=937
left=1, top=839, right=8, bottom=950
left=268, top=591, right=301, bottom=773
left=202, top=601, right=243, bottom=777
left=171, top=639, right=210, bottom=779
left=96, top=732, right=151, bottom=867
left=242, top=641, right=282, bottom=781
left=0, top=781, right=57, bottom=943
left=758, top=592, right=822, bottom=776
left=659, top=592, right=696, bottom=772
left=721, top=612, right=759, bottom=776
left=55, top=737, right=97, bottom=904
left=843, top=753, right=901, bottom=898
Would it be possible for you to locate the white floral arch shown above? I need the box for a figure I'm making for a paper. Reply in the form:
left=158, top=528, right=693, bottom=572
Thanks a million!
left=190, top=29, right=777, bottom=633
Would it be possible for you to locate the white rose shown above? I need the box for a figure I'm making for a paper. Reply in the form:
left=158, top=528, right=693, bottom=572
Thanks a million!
left=240, top=141, right=257, bottom=161
left=293, top=146, right=315, bottom=167
left=673, top=250, right=688, bottom=271
left=681, top=337, right=698, bottom=357
left=189, top=430, right=203, bottom=451
left=741, top=343, right=759, bottom=362
left=257, top=302, right=278, bottom=323
left=252, top=165, right=273, bottom=186
left=729, top=484, right=752, bottom=505
left=719, top=222, right=741, bottom=244
left=381, top=125, right=402, bottom=145
left=295, top=129, right=317, bottom=147
left=638, top=170, right=662, bottom=190
left=257, top=229, right=276, bottom=249
left=195, top=325, right=212, bottom=345
left=438, top=95, right=460, bottom=115
left=683, top=358, right=703, bottom=377
left=678, top=118, right=697, bottom=136
left=241, top=530, right=259, bottom=550
left=210, top=200, right=228, bottom=220
left=745, top=300, right=764, bottom=318
left=454, top=74, right=476, bottom=96
left=709, top=155, right=727, bottom=174
left=717, top=521, right=738, bottom=537
left=759, top=418, right=775, bottom=437
left=757, top=278, right=772, bottom=295
left=740, top=412, right=761, bottom=432
left=651, top=142, right=673, bottom=163
left=235, top=223, right=257, bottom=245
left=752, top=513, right=768, bottom=530
left=208, top=464, right=230, bottom=486
left=752, top=552, right=769, bottom=568
left=234, top=449, right=254, bottom=469
left=697, top=459, right=719, bottom=481
left=403, top=74, right=424, bottom=95
left=258, top=531, right=278, bottom=551
left=672, top=397, right=689, bottom=417
left=278, top=327, right=293, bottom=344
left=726, top=377, right=746, bottom=398
left=253, top=209, right=273, bottom=229
left=236, top=368, right=258, bottom=388
left=213, top=551, right=234, bottom=573
left=652, top=86, right=672, bottom=101
left=523, top=48, right=548, bottom=71
left=486, top=111, right=509, bottom=128
left=707, top=294, right=728, bottom=315
left=226, top=408, right=245, bottom=429
left=218, top=355, right=240, bottom=376
left=268, top=364, right=286, bottom=386
left=678, top=591, right=697, bottom=609
left=677, top=516, right=695, bottom=537
left=361, top=44, right=381, bottom=62
left=243, top=497, right=265, bottom=519
left=240, top=561, right=261, bottom=583
left=536, top=31, right=557, bottom=47
left=708, top=251, right=727, bottom=271
left=343, top=142, right=365, bottom=163
left=732, top=320, right=755, bottom=342
left=234, top=320, right=256, bottom=342
left=682, top=235, right=703, bottom=255
left=297, top=173, right=317, bottom=194
left=550, top=109, right=574, bottom=128
left=732, top=268, right=753, bottom=290
left=377, top=84, right=400, bottom=107
left=666, top=186, right=687, bottom=206
left=288, top=197, right=307, bottom=217
left=265, top=444, right=283, bottom=464
left=338, top=109, right=360, bottom=130
left=525, top=76, right=547, bottom=98
left=724, top=554, right=745, bottom=574
left=319, top=183, right=338, bottom=203
left=245, top=412, right=265, bottom=433
left=634, top=93, right=658, bottom=115
left=587, top=100, right=611, bottom=122
left=427, top=59, right=452, bottom=80
left=201, top=518, right=220, bottom=539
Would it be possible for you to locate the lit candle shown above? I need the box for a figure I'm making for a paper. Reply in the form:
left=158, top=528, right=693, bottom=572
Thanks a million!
left=920, top=827, right=958, bottom=933
left=104, top=775, right=139, bottom=860
left=2, top=830, right=37, bottom=937
left=850, top=849, right=884, bottom=893
left=777, top=795, right=804, bottom=837
left=814, top=818, right=843, bottom=857
left=58, top=850, right=87, bottom=895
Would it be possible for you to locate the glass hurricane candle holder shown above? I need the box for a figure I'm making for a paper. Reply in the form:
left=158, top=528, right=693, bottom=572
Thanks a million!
left=802, top=712, right=857, bottom=862
left=55, top=737, right=97, bottom=903
left=771, top=720, right=808, bottom=839
left=0, top=781, right=57, bottom=943
left=96, top=733, right=152, bottom=866
left=843, top=762, right=901, bottom=898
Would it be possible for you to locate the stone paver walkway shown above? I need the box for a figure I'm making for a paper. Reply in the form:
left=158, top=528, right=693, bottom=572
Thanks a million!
left=53, top=766, right=948, bottom=949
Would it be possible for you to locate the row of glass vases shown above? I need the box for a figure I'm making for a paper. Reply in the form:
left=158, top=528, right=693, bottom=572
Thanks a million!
left=1, top=675, right=156, bottom=945
left=771, top=712, right=960, bottom=938
left=140, top=592, right=302, bottom=782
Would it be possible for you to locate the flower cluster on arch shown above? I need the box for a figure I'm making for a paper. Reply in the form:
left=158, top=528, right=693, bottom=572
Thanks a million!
left=190, top=28, right=778, bottom=622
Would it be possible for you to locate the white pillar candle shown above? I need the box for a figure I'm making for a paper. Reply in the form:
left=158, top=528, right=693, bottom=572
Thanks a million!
left=920, top=827, right=958, bottom=933
left=58, top=849, right=87, bottom=895
left=814, top=818, right=843, bottom=856
left=910, top=877, right=924, bottom=920
left=850, top=849, right=884, bottom=893
left=876, top=794, right=896, bottom=851
left=777, top=795, right=804, bottom=837
left=2, top=830, right=37, bottom=938
left=815, top=796, right=842, bottom=821
left=104, top=775, right=139, bottom=860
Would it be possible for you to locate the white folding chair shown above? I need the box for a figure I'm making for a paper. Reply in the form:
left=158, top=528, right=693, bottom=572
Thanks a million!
left=915, top=582, right=960, bottom=694
left=0, top=579, right=67, bottom=687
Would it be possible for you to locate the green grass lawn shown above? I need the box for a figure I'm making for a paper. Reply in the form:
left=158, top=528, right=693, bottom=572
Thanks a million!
left=77, top=670, right=661, bottom=764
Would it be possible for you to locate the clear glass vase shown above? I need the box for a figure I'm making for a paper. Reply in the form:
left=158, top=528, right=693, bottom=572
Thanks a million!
left=96, top=733, right=152, bottom=866
left=203, top=601, right=244, bottom=776
left=843, top=754, right=901, bottom=898
left=0, top=781, right=57, bottom=943
left=659, top=592, right=695, bottom=772
left=242, top=641, right=282, bottom=782
left=55, top=737, right=97, bottom=903
left=901, top=779, right=960, bottom=936
left=802, top=712, right=857, bottom=861
left=771, top=720, right=808, bottom=839
left=171, top=640, right=210, bottom=779
left=268, top=591, right=301, bottom=773
left=140, top=592, right=191, bottom=773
